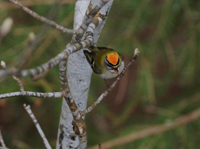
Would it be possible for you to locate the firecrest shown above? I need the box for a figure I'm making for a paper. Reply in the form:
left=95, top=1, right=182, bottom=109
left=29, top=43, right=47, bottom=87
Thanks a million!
left=83, top=46, right=124, bottom=79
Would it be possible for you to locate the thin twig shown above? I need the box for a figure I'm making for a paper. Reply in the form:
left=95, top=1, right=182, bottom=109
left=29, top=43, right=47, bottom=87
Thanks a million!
left=0, top=3, right=107, bottom=80
left=81, top=48, right=140, bottom=115
left=89, top=107, right=200, bottom=149
left=0, top=34, right=92, bottom=80
left=1, top=0, right=75, bottom=10
left=0, top=61, right=63, bottom=99
left=5, top=0, right=75, bottom=34
left=59, top=59, right=82, bottom=121
left=0, top=50, right=68, bottom=79
left=12, top=76, right=24, bottom=92
left=17, top=32, right=36, bottom=73
left=0, top=91, right=63, bottom=100
left=1, top=61, right=25, bottom=91
left=0, top=130, right=7, bottom=148
left=31, top=65, right=50, bottom=81
left=75, top=0, right=112, bottom=39
left=23, top=104, right=52, bottom=149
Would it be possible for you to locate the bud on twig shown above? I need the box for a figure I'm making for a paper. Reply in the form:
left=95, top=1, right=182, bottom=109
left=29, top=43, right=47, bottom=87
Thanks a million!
left=28, top=32, right=36, bottom=45
left=1, top=61, right=6, bottom=69
left=134, top=48, right=140, bottom=56
left=0, top=17, right=13, bottom=38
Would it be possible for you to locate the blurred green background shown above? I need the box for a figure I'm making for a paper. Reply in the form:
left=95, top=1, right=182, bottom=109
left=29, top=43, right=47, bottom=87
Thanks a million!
left=0, top=0, right=200, bottom=148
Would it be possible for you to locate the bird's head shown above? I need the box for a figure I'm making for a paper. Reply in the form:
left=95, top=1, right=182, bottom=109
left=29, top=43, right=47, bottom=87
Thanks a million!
left=104, top=52, right=120, bottom=74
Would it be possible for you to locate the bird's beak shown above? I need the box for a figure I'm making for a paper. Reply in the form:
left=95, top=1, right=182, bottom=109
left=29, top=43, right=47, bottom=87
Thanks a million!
left=114, top=69, right=118, bottom=74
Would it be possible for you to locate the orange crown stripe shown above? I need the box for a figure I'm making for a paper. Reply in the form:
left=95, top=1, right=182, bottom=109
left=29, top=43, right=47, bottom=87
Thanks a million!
left=107, top=52, right=119, bottom=65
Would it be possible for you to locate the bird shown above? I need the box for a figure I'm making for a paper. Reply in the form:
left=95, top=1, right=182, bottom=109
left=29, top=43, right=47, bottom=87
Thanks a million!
left=83, top=46, right=124, bottom=79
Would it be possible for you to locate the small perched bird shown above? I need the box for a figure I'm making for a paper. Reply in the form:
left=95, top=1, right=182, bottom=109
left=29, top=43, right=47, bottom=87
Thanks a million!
left=83, top=46, right=124, bottom=79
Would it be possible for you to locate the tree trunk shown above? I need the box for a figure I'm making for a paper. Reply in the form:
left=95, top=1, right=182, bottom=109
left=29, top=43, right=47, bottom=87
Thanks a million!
left=56, top=0, right=114, bottom=148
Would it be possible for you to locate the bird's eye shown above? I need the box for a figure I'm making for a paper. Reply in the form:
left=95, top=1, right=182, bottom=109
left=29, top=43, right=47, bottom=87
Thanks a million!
left=104, top=60, right=112, bottom=70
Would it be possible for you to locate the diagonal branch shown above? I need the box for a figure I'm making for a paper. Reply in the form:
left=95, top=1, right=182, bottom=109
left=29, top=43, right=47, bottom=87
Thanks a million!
left=89, top=107, right=200, bottom=149
left=75, top=0, right=112, bottom=40
left=0, top=50, right=68, bottom=79
left=0, top=91, right=63, bottom=100
left=59, top=59, right=82, bottom=121
left=0, top=130, right=7, bottom=149
left=81, top=49, right=140, bottom=116
left=24, top=104, right=52, bottom=149
left=12, top=75, right=24, bottom=92
left=0, top=20, right=96, bottom=80
left=0, top=0, right=113, bottom=81
left=59, top=59, right=87, bottom=147
left=0, top=40, right=92, bottom=80
left=5, top=0, right=75, bottom=34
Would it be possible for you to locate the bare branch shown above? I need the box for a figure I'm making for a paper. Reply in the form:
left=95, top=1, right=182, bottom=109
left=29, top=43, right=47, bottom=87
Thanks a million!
left=75, top=0, right=112, bottom=39
left=31, top=66, right=50, bottom=81
left=1, top=0, right=76, bottom=10
left=59, top=59, right=69, bottom=91
left=0, top=91, right=63, bottom=100
left=72, top=0, right=113, bottom=44
left=1, top=61, right=63, bottom=99
left=0, top=1, right=113, bottom=80
left=59, top=59, right=82, bottom=121
left=12, top=76, right=24, bottom=92
left=24, top=104, right=52, bottom=149
left=89, top=107, right=200, bottom=149
left=0, top=130, right=7, bottom=149
left=1, top=61, right=24, bottom=92
left=81, top=49, right=140, bottom=115
left=0, top=50, right=68, bottom=79
left=0, top=33, right=93, bottom=80
left=17, top=32, right=36, bottom=73
left=5, top=0, right=75, bottom=34
left=59, top=59, right=87, bottom=146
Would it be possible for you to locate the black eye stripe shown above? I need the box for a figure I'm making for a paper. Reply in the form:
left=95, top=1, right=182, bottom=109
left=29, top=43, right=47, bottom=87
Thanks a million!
left=105, top=59, right=112, bottom=66
left=116, top=58, right=120, bottom=65
left=105, top=57, right=120, bottom=67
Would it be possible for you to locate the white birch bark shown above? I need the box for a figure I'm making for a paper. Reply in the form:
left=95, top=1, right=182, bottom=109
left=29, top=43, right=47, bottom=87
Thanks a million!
left=56, top=0, right=114, bottom=148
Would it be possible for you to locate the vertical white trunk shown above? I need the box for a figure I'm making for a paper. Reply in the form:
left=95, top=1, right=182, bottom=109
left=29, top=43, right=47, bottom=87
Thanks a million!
left=56, top=0, right=114, bottom=148
left=56, top=1, right=91, bottom=148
